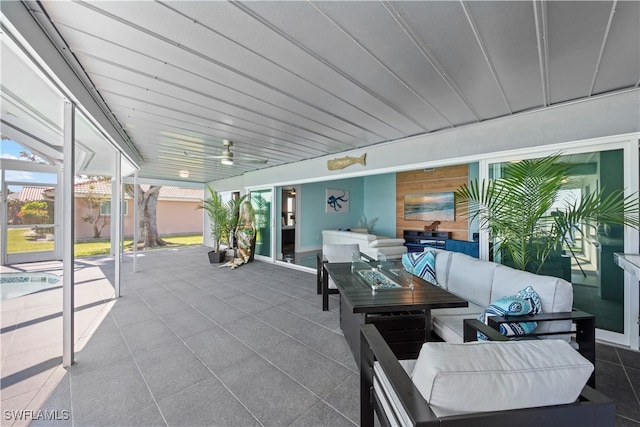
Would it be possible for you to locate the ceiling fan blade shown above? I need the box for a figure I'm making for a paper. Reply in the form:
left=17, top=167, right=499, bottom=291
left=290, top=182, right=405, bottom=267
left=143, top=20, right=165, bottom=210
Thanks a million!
left=184, top=146, right=267, bottom=165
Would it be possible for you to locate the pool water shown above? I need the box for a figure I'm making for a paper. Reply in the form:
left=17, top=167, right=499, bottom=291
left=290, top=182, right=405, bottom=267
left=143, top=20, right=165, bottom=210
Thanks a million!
left=0, top=272, right=61, bottom=300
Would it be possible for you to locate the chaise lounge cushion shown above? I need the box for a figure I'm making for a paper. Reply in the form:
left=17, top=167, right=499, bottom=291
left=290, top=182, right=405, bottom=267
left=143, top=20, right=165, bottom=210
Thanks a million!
left=410, top=340, right=594, bottom=418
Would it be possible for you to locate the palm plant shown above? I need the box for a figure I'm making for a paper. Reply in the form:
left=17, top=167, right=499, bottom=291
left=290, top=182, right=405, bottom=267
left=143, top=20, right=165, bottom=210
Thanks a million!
left=199, top=186, right=230, bottom=253
left=455, top=153, right=639, bottom=274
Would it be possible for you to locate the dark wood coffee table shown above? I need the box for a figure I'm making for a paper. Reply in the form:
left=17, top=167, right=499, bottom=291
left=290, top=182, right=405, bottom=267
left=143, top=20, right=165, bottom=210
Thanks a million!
left=323, top=261, right=468, bottom=367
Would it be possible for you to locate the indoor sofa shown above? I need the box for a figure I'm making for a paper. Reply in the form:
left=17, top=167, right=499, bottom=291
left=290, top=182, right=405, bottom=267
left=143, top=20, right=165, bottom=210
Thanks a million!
left=321, top=229, right=407, bottom=260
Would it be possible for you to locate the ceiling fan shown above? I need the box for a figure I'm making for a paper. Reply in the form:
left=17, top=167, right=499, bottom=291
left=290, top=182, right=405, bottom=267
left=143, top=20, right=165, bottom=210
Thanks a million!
left=184, top=140, right=268, bottom=166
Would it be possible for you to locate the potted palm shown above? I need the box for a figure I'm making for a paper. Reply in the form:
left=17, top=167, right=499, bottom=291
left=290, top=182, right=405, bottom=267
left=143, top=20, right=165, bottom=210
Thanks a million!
left=454, top=153, right=639, bottom=276
left=200, top=186, right=231, bottom=263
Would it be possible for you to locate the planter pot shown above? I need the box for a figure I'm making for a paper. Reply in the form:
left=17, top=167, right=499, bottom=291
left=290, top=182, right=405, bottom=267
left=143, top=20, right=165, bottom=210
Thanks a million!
left=208, top=251, right=226, bottom=263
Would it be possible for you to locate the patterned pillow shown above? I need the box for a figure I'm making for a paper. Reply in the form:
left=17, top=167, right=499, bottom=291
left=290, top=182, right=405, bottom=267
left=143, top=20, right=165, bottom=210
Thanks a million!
left=401, top=251, right=437, bottom=285
left=477, top=286, right=542, bottom=340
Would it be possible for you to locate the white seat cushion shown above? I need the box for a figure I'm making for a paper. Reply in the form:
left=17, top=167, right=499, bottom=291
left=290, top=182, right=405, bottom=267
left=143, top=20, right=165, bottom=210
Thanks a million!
left=447, top=253, right=499, bottom=307
left=411, top=340, right=593, bottom=418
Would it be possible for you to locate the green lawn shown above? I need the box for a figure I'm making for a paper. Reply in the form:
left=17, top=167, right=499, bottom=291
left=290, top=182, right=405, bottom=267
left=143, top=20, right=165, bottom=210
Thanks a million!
left=6, top=228, right=203, bottom=258
left=7, top=228, right=55, bottom=253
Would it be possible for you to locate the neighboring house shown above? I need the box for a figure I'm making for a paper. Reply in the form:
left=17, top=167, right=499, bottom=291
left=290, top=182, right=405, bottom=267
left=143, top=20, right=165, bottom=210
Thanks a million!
left=17, top=181, right=204, bottom=239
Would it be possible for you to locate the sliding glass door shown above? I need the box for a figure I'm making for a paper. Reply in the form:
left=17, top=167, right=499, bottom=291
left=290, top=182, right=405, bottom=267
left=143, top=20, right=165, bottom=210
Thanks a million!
left=483, top=139, right=638, bottom=348
left=250, top=188, right=272, bottom=259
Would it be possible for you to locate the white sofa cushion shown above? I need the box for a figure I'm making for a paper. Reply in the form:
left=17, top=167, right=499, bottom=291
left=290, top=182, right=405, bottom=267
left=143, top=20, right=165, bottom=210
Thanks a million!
left=411, top=340, right=594, bottom=418
left=446, top=252, right=500, bottom=307
left=430, top=248, right=453, bottom=289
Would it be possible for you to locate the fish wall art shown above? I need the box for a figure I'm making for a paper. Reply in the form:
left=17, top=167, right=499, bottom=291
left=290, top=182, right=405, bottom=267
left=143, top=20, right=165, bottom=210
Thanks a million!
left=327, top=153, right=366, bottom=171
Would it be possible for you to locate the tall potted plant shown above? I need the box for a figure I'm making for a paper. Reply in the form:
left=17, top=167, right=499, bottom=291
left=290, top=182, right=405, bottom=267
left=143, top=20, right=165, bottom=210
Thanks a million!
left=199, top=186, right=231, bottom=263
left=454, top=153, right=639, bottom=275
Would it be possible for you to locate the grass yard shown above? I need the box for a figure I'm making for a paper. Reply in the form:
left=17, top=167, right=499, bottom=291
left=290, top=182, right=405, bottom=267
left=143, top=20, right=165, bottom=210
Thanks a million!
left=7, top=228, right=55, bottom=253
left=6, top=228, right=203, bottom=258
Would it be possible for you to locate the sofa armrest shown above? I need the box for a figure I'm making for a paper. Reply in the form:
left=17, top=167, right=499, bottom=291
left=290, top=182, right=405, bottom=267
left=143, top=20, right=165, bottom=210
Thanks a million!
left=463, top=319, right=510, bottom=342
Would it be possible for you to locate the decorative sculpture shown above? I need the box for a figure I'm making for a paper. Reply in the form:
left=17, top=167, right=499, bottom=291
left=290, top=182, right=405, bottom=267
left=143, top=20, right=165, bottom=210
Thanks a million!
left=327, top=153, right=366, bottom=170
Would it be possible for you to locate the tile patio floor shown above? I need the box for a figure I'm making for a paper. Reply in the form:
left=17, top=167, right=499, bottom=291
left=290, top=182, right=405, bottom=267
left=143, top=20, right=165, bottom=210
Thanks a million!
left=1, top=246, right=639, bottom=426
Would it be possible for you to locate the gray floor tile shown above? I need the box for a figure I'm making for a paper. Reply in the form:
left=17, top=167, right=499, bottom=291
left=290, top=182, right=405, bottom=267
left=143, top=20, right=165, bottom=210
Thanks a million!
left=158, top=376, right=260, bottom=427
left=225, top=293, right=275, bottom=314
left=321, top=373, right=361, bottom=425
left=278, top=298, right=341, bottom=331
left=143, top=293, right=191, bottom=315
left=120, top=318, right=179, bottom=355
left=193, top=296, right=248, bottom=326
left=291, top=400, right=357, bottom=427
left=69, top=357, right=155, bottom=426
left=223, top=316, right=290, bottom=353
left=218, top=354, right=319, bottom=426
left=261, top=338, right=355, bottom=397
left=70, top=330, right=130, bottom=377
left=134, top=340, right=212, bottom=402
left=184, top=328, right=255, bottom=374
left=293, top=324, right=356, bottom=371
left=254, top=306, right=319, bottom=340
left=110, top=302, right=157, bottom=327
left=160, top=307, right=217, bottom=339
left=31, top=374, right=72, bottom=426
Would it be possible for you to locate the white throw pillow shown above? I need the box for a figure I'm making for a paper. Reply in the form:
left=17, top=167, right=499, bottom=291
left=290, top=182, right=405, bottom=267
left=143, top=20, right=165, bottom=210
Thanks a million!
left=411, top=340, right=593, bottom=418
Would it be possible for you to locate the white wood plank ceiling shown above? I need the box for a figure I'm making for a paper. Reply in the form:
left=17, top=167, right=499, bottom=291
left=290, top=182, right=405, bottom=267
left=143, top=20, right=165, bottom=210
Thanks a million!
left=4, top=1, right=640, bottom=183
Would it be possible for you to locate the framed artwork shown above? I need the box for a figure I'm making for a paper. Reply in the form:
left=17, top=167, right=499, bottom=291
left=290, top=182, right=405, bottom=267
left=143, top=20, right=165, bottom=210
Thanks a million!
left=326, top=189, right=349, bottom=213
left=404, top=192, right=455, bottom=221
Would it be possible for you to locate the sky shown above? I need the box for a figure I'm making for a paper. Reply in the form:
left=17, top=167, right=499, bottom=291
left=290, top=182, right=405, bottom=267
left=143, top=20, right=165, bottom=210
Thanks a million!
left=1, top=139, right=57, bottom=184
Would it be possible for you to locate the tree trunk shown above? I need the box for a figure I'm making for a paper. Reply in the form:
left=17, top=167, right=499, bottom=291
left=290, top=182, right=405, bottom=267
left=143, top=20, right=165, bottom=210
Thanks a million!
left=127, top=184, right=167, bottom=248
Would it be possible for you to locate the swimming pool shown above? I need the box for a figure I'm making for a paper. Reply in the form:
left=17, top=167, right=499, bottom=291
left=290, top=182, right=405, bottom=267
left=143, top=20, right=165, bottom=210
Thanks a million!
left=0, top=272, right=61, bottom=300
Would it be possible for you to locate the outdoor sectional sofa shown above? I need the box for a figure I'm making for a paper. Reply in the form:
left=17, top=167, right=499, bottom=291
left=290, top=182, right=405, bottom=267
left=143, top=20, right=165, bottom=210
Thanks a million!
left=422, top=248, right=596, bottom=382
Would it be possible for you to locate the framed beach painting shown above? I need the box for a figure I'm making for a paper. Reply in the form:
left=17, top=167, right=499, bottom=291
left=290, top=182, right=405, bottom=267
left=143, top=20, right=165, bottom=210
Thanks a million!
left=326, top=189, right=349, bottom=213
left=404, top=192, right=455, bottom=221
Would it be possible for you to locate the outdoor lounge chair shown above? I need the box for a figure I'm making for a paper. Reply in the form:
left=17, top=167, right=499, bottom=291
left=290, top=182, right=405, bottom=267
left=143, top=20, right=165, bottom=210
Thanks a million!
left=360, top=320, right=615, bottom=427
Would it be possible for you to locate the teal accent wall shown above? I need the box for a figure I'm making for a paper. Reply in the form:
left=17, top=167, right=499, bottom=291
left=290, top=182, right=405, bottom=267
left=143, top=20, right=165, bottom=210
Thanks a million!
left=299, top=178, right=364, bottom=249
left=363, top=173, right=396, bottom=238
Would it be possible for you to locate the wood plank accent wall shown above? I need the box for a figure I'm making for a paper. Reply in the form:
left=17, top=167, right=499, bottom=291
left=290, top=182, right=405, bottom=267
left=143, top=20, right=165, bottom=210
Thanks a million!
left=396, top=164, right=469, bottom=240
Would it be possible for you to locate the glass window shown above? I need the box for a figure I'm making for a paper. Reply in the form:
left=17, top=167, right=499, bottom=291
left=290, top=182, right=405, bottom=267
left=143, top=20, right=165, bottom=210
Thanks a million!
left=100, top=200, right=128, bottom=216
left=489, top=149, right=626, bottom=333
